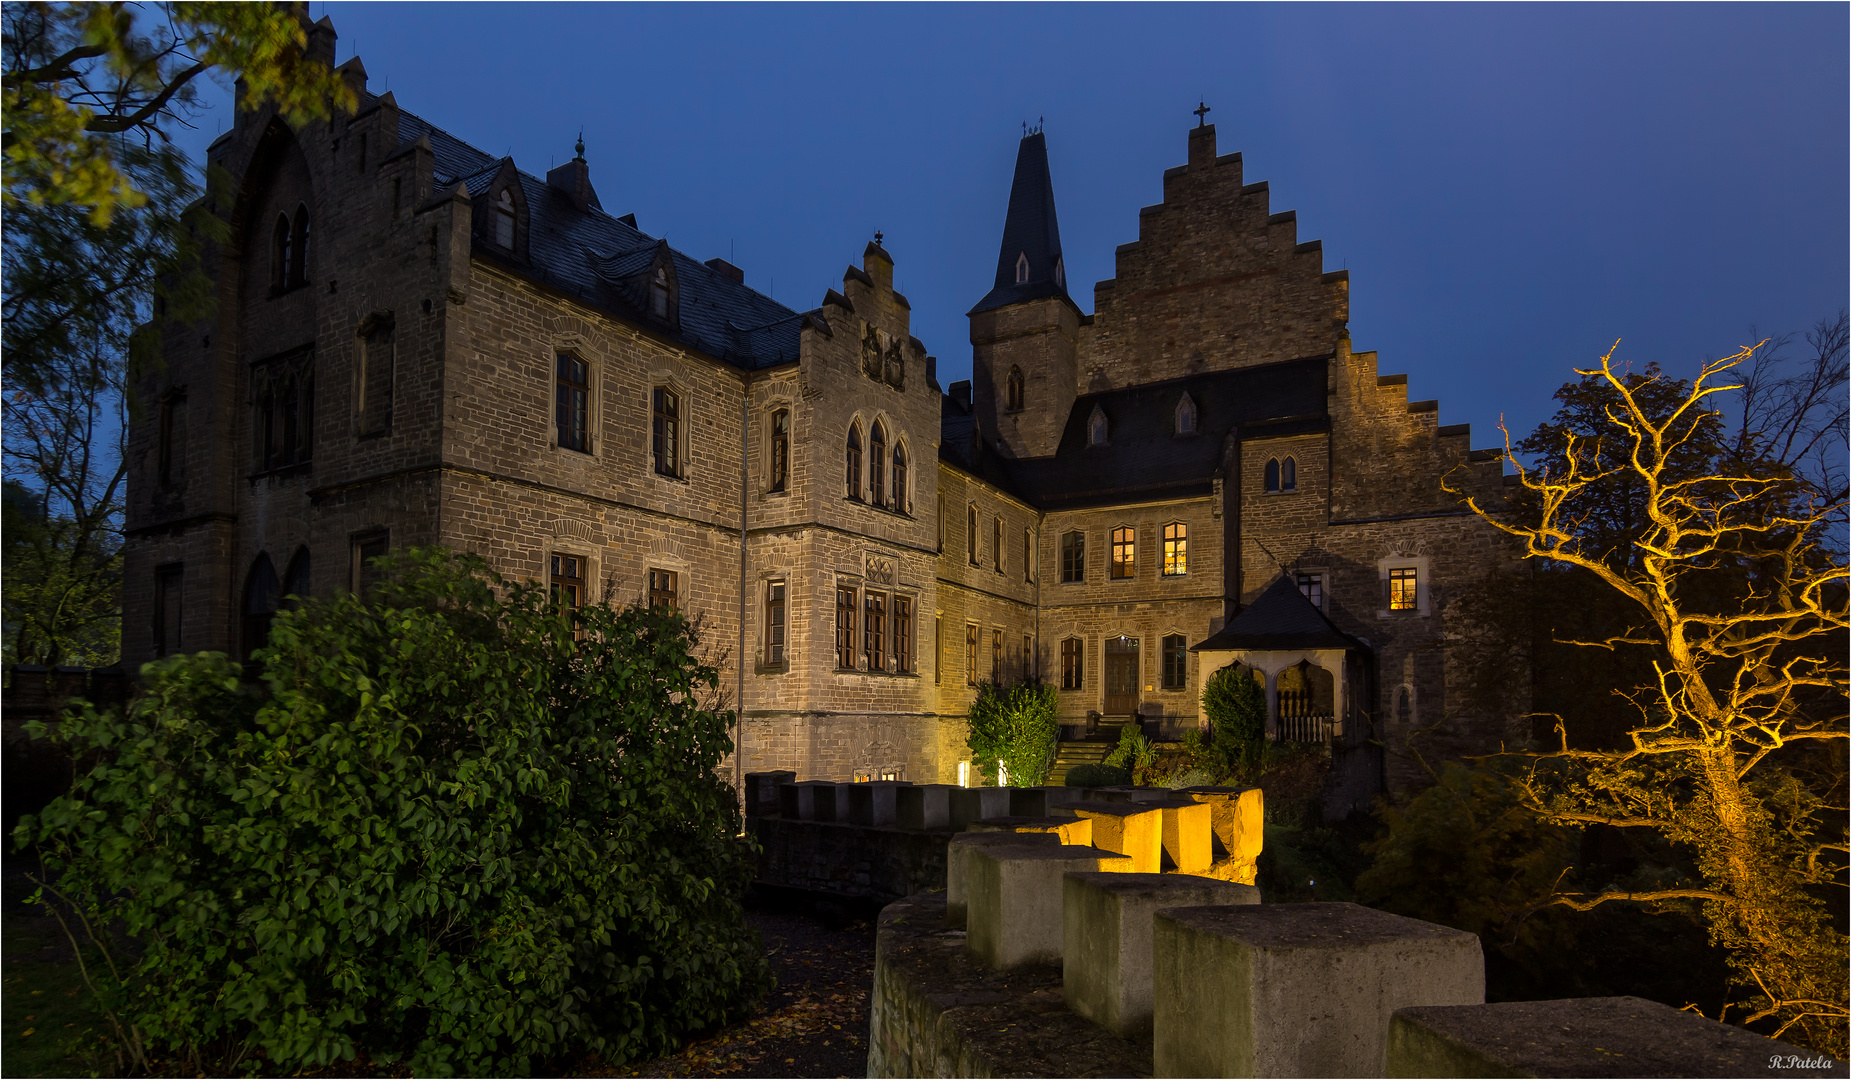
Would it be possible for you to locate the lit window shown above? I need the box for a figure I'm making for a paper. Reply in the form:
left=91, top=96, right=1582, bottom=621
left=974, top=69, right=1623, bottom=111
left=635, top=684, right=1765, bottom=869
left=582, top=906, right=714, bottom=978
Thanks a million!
left=1061, top=637, right=1083, bottom=690
left=1389, top=566, right=1418, bottom=611
left=845, top=424, right=862, bottom=500
left=652, top=386, right=679, bottom=477
left=1297, top=572, right=1324, bottom=610
left=1163, top=522, right=1188, bottom=576
left=895, top=596, right=913, bottom=674
left=1281, top=456, right=1297, bottom=492
left=1061, top=531, right=1084, bottom=583
left=870, top=422, right=887, bottom=507
left=964, top=623, right=979, bottom=685
left=1006, top=367, right=1024, bottom=411
left=769, top=409, right=789, bottom=492
left=495, top=188, right=516, bottom=249
left=836, top=587, right=858, bottom=668
left=891, top=441, right=907, bottom=512
left=1111, top=526, right=1135, bottom=580
left=557, top=354, right=590, bottom=453
left=864, top=591, right=886, bottom=671
left=765, top=580, right=786, bottom=665
left=648, top=568, right=678, bottom=609
left=1161, top=634, right=1187, bottom=690
left=1175, top=393, right=1196, bottom=435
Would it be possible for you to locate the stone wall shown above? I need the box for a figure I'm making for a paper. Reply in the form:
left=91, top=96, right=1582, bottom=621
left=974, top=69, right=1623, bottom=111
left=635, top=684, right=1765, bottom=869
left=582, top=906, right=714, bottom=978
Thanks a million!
left=749, top=817, right=951, bottom=906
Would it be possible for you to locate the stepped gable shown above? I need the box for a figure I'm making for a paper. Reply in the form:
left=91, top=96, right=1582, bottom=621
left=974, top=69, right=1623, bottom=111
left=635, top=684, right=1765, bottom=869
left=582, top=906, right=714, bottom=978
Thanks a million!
left=987, top=356, right=1328, bottom=511
left=1192, top=575, right=1361, bottom=652
left=970, top=130, right=1073, bottom=315
left=393, top=103, right=804, bottom=369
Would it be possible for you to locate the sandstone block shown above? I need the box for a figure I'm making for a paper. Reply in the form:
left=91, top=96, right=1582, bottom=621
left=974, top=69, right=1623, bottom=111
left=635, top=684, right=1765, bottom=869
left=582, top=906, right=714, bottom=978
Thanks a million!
left=1182, top=785, right=1264, bottom=863
left=1059, top=802, right=1164, bottom=873
left=969, top=816, right=1094, bottom=846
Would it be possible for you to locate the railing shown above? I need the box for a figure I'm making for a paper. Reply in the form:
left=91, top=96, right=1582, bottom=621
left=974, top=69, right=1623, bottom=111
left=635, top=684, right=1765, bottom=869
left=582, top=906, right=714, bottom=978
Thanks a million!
left=1276, top=689, right=1337, bottom=744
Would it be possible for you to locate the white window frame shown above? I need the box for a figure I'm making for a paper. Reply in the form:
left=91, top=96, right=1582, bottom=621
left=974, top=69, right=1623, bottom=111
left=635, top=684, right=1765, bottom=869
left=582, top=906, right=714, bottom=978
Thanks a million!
left=1376, top=555, right=1430, bottom=618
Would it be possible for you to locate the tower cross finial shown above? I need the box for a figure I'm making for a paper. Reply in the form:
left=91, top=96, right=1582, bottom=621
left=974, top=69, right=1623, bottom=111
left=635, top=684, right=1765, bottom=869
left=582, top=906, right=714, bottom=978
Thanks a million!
left=874, top=229, right=883, bottom=247
left=1194, top=101, right=1211, bottom=127
left=574, top=129, right=585, bottom=161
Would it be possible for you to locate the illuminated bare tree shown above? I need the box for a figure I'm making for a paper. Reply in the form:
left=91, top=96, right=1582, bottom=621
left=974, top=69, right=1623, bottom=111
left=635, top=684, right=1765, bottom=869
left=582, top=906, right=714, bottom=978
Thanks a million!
left=1451, top=341, right=1848, bottom=1054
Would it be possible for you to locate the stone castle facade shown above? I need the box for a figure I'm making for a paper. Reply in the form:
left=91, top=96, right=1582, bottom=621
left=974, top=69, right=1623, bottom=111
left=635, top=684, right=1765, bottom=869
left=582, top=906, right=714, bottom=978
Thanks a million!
left=123, top=20, right=1519, bottom=797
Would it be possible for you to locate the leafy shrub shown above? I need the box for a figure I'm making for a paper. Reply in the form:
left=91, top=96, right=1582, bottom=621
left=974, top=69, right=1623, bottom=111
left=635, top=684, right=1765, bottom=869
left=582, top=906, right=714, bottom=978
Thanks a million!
left=965, top=682, right=1059, bottom=786
left=1101, top=725, right=1156, bottom=783
left=1064, top=763, right=1131, bottom=787
left=1201, top=663, right=1266, bottom=779
left=15, top=548, right=768, bottom=1076
left=1163, top=767, right=1216, bottom=790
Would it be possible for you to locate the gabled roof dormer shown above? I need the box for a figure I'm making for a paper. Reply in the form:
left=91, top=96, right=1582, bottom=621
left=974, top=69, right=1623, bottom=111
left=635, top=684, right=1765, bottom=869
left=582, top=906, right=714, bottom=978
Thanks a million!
left=472, top=159, right=528, bottom=262
left=646, top=240, right=679, bottom=329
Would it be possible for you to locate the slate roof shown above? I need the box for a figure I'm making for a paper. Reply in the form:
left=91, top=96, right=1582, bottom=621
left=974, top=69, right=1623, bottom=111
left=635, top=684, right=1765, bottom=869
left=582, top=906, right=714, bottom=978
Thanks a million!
left=1191, top=574, right=1363, bottom=652
left=389, top=99, right=805, bottom=370
left=971, top=132, right=1073, bottom=315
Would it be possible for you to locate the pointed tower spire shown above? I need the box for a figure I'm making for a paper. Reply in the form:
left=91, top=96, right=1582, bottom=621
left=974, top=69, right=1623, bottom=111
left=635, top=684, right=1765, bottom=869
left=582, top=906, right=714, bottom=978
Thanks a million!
left=970, top=130, right=1069, bottom=314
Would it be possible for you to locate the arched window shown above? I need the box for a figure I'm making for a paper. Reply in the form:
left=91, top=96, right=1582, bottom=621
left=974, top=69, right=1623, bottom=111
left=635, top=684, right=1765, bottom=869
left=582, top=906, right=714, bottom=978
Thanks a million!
left=845, top=423, right=862, bottom=500
left=1281, top=456, right=1297, bottom=492
left=1265, top=457, right=1281, bottom=492
left=1175, top=393, right=1197, bottom=435
left=869, top=421, right=887, bottom=506
left=651, top=265, right=671, bottom=319
left=891, top=440, right=907, bottom=512
left=1005, top=367, right=1024, bottom=412
left=271, top=214, right=291, bottom=292
left=769, top=408, right=789, bottom=493
left=290, top=204, right=310, bottom=286
left=651, top=385, right=679, bottom=477
left=1088, top=405, right=1108, bottom=446
left=242, top=554, right=280, bottom=660
left=282, top=546, right=312, bottom=606
left=1015, top=252, right=1029, bottom=284
left=1053, top=256, right=1065, bottom=289
left=494, top=187, right=516, bottom=249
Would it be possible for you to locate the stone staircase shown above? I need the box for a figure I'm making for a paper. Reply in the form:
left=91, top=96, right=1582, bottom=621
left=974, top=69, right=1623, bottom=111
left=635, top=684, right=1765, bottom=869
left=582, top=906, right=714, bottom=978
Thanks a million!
left=1048, top=718, right=1131, bottom=784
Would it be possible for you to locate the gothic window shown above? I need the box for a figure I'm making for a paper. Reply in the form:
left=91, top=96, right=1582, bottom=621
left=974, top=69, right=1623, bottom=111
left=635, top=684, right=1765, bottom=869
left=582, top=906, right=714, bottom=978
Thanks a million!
left=1161, top=634, right=1188, bottom=690
left=648, top=568, right=678, bottom=609
left=1088, top=405, right=1109, bottom=447
left=1265, top=457, right=1281, bottom=492
left=1061, top=637, right=1083, bottom=690
left=357, top=319, right=395, bottom=436
left=153, top=563, right=183, bottom=657
left=1005, top=366, right=1024, bottom=412
left=494, top=187, right=516, bottom=249
left=869, top=421, right=887, bottom=506
left=845, top=423, right=862, bottom=500
left=242, top=554, right=279, bottom=661
left=1175, top=392, right=1197, bottom=435
left=894, top=596, right=913, bottom=674
left=1281, top=456, right=1297, bottom=492
left=252, top=350, right=313, bottom=472
left=1015, top=252, right=1029, bottom=284
left=290, top=204, right=310, bottom=287
left=271, top=214, right=291, bottom=292
left=1163, top=522, right=1188, bottom=576
left=652, top=386, right=680, bottom=476
left=1053, top=256, right=1065, bottom=289
left=1111, top=526, right=1135, bottom=580
left=1297, top=572, right=1324, bottom=610
left=764, top=579, right=786, bottom=665
left=891, top=440, right=907, bottom=512
left=1061, top=531, right=1085, bottom=583
left=769, top=409, right=789, bottom=492
left=282, top=546, right=312, bottom=605
left=864, top=591, right=886, bottom=671
left=836, top=586, right=858, bottom=668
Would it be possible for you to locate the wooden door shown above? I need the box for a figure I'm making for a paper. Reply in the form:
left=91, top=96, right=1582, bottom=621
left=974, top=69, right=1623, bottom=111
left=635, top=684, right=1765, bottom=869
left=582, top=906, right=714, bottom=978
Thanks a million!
left=1103, top=636, right=1140, bottom=717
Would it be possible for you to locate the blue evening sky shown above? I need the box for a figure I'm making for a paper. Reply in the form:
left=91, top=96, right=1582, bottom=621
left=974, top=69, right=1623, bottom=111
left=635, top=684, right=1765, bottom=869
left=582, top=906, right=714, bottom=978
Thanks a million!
left=181, top=3, right=1848, bottom=452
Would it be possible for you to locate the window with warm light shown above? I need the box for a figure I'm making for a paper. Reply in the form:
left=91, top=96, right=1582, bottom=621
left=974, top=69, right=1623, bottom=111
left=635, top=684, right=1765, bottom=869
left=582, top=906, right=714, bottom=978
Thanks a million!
left=1389, top=566, right=1418, bottom=611
left=1111, top=526, right=1135, bottom=579
left=1163, top=522, right=1187, bottom=576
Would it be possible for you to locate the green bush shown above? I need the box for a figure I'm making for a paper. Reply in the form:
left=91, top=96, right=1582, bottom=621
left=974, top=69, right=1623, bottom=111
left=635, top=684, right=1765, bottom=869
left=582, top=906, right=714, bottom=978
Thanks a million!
left=1064, top=763, right=1131, bottom=787
left=14, top=548, right=768, bottom=1076
left=965, top=682, right=1059, bottom=787
left=1102, top=725, right=1157, bottom=783
left=1201, top=663, right=1266, bottom=779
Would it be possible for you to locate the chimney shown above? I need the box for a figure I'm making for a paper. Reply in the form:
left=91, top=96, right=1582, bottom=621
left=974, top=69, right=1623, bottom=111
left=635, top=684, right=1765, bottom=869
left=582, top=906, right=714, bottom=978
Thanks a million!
left=950, top=380, right=972, bottom=409
left=927, top=355, right=939, bottom=390
left=546, top=134, right=601, bottom=213
left=705, top=257, right=744, bottom=284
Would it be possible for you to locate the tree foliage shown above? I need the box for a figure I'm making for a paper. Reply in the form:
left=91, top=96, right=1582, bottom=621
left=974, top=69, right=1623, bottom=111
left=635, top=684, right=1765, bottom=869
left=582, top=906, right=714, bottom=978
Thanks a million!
left=14, top=549, right=769, bottom=1075
left=1201, top=662, right=1267, bottom=779
left=1450, top=338, right=1849, bottom=1054
left=965, top=682, right=1059, bottom=787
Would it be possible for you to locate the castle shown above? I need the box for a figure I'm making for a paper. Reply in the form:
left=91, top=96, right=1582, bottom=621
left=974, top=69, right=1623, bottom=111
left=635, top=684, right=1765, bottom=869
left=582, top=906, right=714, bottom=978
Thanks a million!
left=123, top=19, right=1519, bottom=798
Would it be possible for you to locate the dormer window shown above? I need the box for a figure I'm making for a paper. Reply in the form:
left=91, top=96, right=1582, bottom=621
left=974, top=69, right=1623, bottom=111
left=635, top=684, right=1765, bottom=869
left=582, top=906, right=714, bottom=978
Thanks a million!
left=1015, top=252, right=1029, bottom=284
left=1087, top=405, right=1108, bottom=447
left=1005, top=366, right=1024, bottom=412
left=1175, top=392, right=1197, bottom=435
left=494, top=188, right=516, bottom=250
left=651, top=265, right=671, bottom=319
left=1053, top=256, right=1065, bottom=289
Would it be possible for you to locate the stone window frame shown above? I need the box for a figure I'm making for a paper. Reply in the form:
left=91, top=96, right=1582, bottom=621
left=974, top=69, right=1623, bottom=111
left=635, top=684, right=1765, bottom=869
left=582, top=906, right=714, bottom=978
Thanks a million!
left=763, top=401, right=792, bottom=495
left=964, top=622, right=979, bottom=686
left=835, top=580, right=860, bottom=670
left=1005, top=366, right=1025, bottom=412
left=648, top=377, right=690, bottom=482
left=869, top=419, right=888, bottom=506
left=152, top=562, right=184, bottom=658
left=1265, top=455, right=1300, bottom=494
left=1296, top=568, right=1328, bottom=611
left=893, top=594, right=916, bottom=675
left=1159, top=631, right=1189, bottom=691
left=348, top=528, right=390, bottom=594
left=1060, top=636, right=1084, bottom=690
left=1110, top=524, right=1136, bottom=581
left=1060, top=530, right=1085, bottom=584
left=758, top=574, right=788, bottom=673
left=1161, top=521, right=1188, bottom=577
left=845, top=420, right=864, bottom=501
left=889, top=436, right=910, bottom=515
left=1376, top=555, right=1431, bottom=618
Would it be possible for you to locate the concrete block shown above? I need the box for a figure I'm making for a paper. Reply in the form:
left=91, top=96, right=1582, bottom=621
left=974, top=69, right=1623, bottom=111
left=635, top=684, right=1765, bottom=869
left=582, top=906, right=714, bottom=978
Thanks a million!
left=948, top=786, right=1012, bottom=828
left=895, top=784, right=953, bottom=830
left=1009, top=786, right=1066, bottom=818
left=969, top=816, right=1094, bottom=846
left=1387, top=997, right=1849, bottom=1079
left=744, top=770, right=794, bottom=818
left=1145, top=799, right=1213, bottom=873
left=1182, top=785, right=1264, bottom=863
left=1064, top=872, right=1258, bottom=1038
left=1153, top=902, right=1484, bottom=1078
left=1062, top=802, right=1164, bottom=873
left=966, top=845, right=1133, bottom=969
left=844, top=781, right=906, bottom=826
left=778, top=780, right=838, bottom=822
left=944, top=831, right=1059, bottom=927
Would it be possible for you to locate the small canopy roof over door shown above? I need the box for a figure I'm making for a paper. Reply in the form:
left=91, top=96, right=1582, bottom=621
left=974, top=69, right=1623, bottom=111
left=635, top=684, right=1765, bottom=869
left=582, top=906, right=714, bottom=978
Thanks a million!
left=1193, top=574, right=1370, bottom=745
